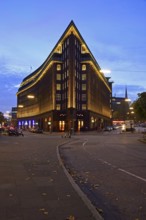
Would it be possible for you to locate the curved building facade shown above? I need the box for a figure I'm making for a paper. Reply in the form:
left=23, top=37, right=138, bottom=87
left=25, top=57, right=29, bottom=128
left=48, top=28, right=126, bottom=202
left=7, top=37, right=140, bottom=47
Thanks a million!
left=17, top=21, right=112, bottom=132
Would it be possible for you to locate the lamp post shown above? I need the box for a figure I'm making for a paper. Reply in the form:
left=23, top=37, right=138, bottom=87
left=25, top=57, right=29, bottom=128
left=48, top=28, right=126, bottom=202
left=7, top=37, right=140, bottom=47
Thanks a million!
left=48, top=121, right=51, bottom=133
left=27, top=95, right=35, bottom=99
left=100, top=69, right=111, bottom=74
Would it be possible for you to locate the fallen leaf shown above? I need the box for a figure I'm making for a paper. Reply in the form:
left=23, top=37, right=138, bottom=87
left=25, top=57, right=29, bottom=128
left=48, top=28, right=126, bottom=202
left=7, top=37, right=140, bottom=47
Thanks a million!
left=25, top=177, right=31, bottom=181
left=96, top=208, right=103, bottom=214
left=39, top=208, right=45, bottom=211
left=9, top=194, right=13, bottom=197
left=42, top=193, right=47, bottom=196
left=66, top=215, right=75, bottom=220
left=66, top=194, right=71, bottom=197
left=43, top=211, right=48, bottom=215
left=93, top=184, right=100, bottom=188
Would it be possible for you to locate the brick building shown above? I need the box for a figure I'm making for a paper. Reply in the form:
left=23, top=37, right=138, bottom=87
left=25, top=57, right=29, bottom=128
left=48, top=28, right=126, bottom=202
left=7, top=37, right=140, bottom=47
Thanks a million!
left=17, top=21, right=112, bottom=132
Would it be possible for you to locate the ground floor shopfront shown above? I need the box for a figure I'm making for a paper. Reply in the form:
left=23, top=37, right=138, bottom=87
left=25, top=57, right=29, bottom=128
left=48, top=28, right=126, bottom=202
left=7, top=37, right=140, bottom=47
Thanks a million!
left=17, top=108, right=111, bottom=132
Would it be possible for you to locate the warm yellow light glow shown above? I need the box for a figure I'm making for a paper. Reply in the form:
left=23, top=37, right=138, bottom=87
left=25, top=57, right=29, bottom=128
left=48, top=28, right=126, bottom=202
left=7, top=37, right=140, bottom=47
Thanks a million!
left=82, top=60, right=111, bottom=91
left=129, top=107, right=134, bottom=110
left=125, top=98, right=131, bottom=102
left=100, top=69, right=111, bottom=74
left=27, top=95, right=35, bottom=99
left=131, top=111, right=134, bottom=114
left=18, top=105, right=24, bottom=108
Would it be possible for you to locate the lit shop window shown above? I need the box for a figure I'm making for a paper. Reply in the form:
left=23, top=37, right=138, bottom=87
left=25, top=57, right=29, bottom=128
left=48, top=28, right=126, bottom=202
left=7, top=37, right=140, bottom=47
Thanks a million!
left=57, top=64, right=61, bottom=71
left=59, top=121, right=65, bottom=131
left=56, top=104, right=61, bottom=110
left=82, top=74, right=86, bottom=80
left=56, top=44, right=62, bottom=53
left=81, top=45, right=86, bottom=54
left=56, top=84, right=61, bottom=90
left=82, top=64, right=86, bottom=71
left=82, top=84, right=86, bottom=91
left=56, top=74, right=61, bottom=80
left=78, top=120, right=84, bottom=131
left=82, top=104, right=86, bottom=110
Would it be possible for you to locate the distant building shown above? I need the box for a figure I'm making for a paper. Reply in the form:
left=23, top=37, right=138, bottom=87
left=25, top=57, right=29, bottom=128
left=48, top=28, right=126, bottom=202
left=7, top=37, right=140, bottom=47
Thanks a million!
left=17, top=21, right=112, bottom=132
left=11, top=107, right=17, bottom=127
left=112, top=87, right=130, bottom=123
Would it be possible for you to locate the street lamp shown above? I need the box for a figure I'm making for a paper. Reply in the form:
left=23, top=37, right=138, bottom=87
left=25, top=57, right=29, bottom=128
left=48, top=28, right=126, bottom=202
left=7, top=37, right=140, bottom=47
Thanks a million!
left=18, top=105, right=24, bottom=108
left=125, top=98, right=131, bottom=102
left=129, top=107, right=134, bottom=110
left=48, top=121, right=51, bottom=133
left=100, top=69, right=111, bottom=74
left=27, top=95, right=35, bottom=99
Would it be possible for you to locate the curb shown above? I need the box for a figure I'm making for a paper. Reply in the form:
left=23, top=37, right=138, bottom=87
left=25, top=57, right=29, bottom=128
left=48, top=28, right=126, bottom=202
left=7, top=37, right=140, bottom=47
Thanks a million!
left=56, top=142, right=104, bottom=220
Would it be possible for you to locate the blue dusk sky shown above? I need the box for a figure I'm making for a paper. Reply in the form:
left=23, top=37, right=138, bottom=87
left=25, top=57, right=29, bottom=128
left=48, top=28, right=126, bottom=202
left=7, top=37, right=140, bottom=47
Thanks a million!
left=0, top=0, right=146, bottom=113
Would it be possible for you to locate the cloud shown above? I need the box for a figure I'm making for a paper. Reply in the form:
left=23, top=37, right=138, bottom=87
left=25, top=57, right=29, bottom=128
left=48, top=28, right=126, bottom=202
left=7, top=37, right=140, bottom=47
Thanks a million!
left=14, top=84, right=21, bottom=88
left=0, top=57, right=25, bottom=112
left=0, top=55, right=33, bottom=77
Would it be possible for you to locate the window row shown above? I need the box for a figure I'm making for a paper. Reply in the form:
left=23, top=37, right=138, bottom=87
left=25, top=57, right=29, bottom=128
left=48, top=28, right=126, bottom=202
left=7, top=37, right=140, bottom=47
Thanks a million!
left=57, top=73, right=86, bottom=81
left=56, top=93, right=87, bottom=101
left=56, top=104, right=87, bottom=110
left=56, top=64, right=86, bottom=71
left=56, top=83, right=86, bottom=91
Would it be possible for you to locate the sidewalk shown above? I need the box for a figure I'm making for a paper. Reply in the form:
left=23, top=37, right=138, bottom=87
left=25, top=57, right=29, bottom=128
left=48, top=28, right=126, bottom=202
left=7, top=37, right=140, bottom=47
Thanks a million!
left=0, top=133, right=102, bottom=220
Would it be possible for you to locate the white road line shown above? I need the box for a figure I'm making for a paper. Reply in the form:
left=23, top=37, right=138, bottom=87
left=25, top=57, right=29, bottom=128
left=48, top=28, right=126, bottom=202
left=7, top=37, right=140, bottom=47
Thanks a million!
left=118, top=168, right=146, bottom=183
left=82, top=139, right=88, bottom=147
left=82, top=139, right=146, bottom=183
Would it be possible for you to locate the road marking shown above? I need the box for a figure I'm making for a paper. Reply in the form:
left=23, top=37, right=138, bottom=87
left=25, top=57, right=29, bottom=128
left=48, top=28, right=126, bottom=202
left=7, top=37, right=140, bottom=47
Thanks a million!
left=118, top=168, right=146, bottom=183
left=82, top=139, right=88, bottom=147
left=82, top=139, right=146, bottom=183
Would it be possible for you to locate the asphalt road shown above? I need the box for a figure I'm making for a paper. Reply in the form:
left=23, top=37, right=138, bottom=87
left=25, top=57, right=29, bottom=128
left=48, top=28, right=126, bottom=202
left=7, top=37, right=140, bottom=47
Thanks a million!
left=59, top=131, right=146, bottom=220
left=0, top=131, right=100, bottom=220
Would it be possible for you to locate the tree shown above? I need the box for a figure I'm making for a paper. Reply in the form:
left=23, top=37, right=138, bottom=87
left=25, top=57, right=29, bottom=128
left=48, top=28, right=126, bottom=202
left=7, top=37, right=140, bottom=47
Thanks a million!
left=133, top=92, right=146, bottom=121
left=0, top=112, right=5, bottom=124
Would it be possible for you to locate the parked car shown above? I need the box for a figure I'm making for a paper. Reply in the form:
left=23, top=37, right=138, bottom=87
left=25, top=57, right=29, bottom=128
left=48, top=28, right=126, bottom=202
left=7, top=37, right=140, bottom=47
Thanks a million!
left=80, top=126, right=89, bottom=131
left=8, top=129, right=24, bottom=136
left=103, top=126, right=113, bottom=131
left=32, top=128, right=43, bottom=134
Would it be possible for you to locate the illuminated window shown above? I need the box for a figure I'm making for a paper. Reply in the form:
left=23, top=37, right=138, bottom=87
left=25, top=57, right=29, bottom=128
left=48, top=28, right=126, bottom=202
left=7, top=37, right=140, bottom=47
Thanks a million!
left=59, top=121, right=65, bottom=131
left=56, top=74, right=61, bottom=80
left=81, top=45, right=86, bottom=54
left=56, top=104, right=61, bottom=110
left=82, top=64, right=86, bottom=71
left=82, top=104, right=86, bottom=110
left=82, top=74, right=86, bottom=80
left=56, top=84, right=61, bottom=90
left=56, top=44, right=62, bottom=53
left=78, top=120, right=84, bottom=131
left=57, top=64, right=61, bottom=71
left=82, top=84, right=86, bottom=91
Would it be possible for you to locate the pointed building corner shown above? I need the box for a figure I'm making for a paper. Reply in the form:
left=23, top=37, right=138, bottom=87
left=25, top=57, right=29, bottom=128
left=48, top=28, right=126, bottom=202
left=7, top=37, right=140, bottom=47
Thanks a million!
left=70, top=20, right=75, bottom=25
left=17, top=21, right=112, bottom=132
